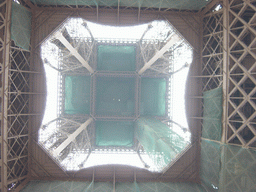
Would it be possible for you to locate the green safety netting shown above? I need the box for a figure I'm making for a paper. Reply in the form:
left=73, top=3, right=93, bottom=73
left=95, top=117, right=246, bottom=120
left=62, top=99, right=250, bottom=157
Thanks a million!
left=95, top=121, right=134, bottom=147
left=202, top=87, right=223, bottom=141
left=136, top=117, right=189, bottom=170
left=11, top=1, right=31, bottom=51
left=200, top=139, right=221, bottom=191
left=219, top=144, right=256, bottom=191
left=136, top=182, right=205, bottom=192
left=97, top=45, right=136, bottom=71
left=64, top=76, right=90, bottom=114
left=140, top=78, right=166, bottom=116
left=200, top=138, right=256, bottom=192
left=96, top=77, right=135, bottom=116
left=21, top=181, right=206, bottom=192
left=30, top=0, right=210, bottom=10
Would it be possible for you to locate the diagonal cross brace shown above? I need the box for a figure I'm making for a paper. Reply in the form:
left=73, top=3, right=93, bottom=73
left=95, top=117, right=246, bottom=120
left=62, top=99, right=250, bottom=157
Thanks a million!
left=53, top=117, right=93, bottom=156
left=138, top=34, right=181, bottom=75
left=54, top=31, right=94, bottom=73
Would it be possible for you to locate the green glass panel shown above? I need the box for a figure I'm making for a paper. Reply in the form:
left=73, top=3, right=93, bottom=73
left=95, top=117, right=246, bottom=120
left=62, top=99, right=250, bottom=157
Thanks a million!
left=97, top=45, right=136, bottom=71
left=202, top=87, right=223, bottom=141
left=64, top=76, right=90, bottom=114
left=96, top=121, right=134, bottom=147
left=140, top=78, right=166, bottom=116
left=96, top=77, right=135, bottom=116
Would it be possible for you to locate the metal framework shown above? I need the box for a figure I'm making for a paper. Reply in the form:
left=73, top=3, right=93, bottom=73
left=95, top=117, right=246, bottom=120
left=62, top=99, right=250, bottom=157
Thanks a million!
left=39, top=23, right=182, bottom=170
left=1, top=1, right=32, bottom=191
left=202, top=0, right=256, bottom=148
left=3, top=0, right=256, bottom=190
left=21, top=0, right=200, bottom=22
left=225, top=0, right=256, bottom=147
left=138, top=34, right=180, bottom=75
left=0, top=1, right=206, bottom=190
left=202, top=6, right=224, bottom=92
left=39, top=116, right=93, bottom=168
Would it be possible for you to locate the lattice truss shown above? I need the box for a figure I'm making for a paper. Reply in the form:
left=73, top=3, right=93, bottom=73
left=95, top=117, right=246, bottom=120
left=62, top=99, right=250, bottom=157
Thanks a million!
left=138, top=41, right=175, bottom=76
left=202, top=4, right=224, bottom=92
left=0, top=1, right=7, bottom=190
left=137, top=23, right=186, bottom=76
left=202, top=0, right=256, bottom=148
left=1, top=1, right=31, bottom=190
left=49, top=29, right=95, bottom=75
left=6, top=43, right=30, bottom=189
left=226, top=0, right=256, bottom=148
left=39, top=116, right=93, bottom=163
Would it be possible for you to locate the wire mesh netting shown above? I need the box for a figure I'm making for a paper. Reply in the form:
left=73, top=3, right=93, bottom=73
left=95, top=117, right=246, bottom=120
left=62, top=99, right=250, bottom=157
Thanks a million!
left=97, top=45, right=136, bottom=71
left=202, top=87, right=223, bottom=141
left=200, top=139, right=221, bottom=191
left=140, top=78, right=166, bottom=116
left=200, top=139, right=256, bottom=192
left=21, top=181, right=206, bottom=192
left=96, top=77, right=135, bottom=116
left=64, top=76, right=91, bottom=114
left=95, top=121, right=134, bottom=147
left=136, top=117, right=189, bottom=170
left=219, top=144, right=256, bottom=192
left=11, top=1, right=31, bottom=51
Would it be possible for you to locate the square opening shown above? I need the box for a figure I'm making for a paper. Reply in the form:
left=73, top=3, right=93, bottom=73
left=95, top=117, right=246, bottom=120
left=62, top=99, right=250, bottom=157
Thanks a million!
left=96, top=76, right=135, bottom=116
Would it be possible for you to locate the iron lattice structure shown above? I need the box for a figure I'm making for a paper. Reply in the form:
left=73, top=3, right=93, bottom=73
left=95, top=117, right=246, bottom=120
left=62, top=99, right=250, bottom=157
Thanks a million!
left=202, top=0, right=256, bottom=148
left=225, top=0, right=256, bottom=147
left=0, top=0, right=218, bottom=191
left=38, top=22, right=183, bottom=170
left=1, top=1, right=32, bottom=190
left=1, top=0, right=256, bottom=191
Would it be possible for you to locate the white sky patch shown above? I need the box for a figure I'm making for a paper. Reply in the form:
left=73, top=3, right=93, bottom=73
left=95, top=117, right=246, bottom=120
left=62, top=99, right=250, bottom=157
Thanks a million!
left=171, top=44, right=192, bottom=141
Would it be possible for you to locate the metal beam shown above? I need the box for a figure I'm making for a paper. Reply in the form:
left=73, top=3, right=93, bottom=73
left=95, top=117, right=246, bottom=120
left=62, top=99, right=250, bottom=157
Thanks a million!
left=53, top=117, right=93, bottom=156
left=54, top=31, right=94, bottom=73
left=200, top=0, right=221, bottom=15
left=1, top=1, right=12, bottom=191
left=138, top=34, right=180, bottom=75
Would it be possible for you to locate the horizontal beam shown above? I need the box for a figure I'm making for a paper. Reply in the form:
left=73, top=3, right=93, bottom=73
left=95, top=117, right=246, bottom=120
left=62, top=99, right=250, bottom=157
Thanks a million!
left=54, top=31, right=94, bottom=73
left=53, top=117, right=93, bottom=156
left=138, top=34, right=180, bottom=75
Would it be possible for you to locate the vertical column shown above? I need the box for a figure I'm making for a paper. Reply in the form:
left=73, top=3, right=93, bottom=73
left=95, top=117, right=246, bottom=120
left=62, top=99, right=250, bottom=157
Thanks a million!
left=1, top=0, right=12, bottom=191
left=135, top=75, right=140, bottom=118
left=28, top=8, right=36, bottom=181
left=222, top=0, right=229, bottom=143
